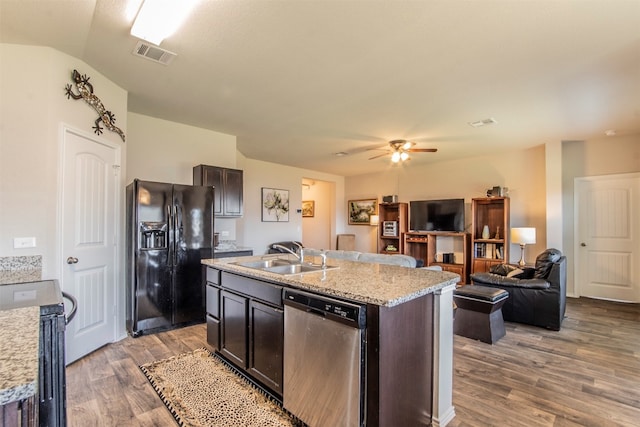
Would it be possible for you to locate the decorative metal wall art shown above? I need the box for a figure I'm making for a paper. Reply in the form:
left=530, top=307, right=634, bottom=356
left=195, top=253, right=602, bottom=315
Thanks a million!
left=65, top=69, right=126, bottom=142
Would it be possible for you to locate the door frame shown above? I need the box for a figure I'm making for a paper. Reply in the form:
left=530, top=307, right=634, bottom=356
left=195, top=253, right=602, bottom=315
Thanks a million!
left=56, top=124, right=124, bottom=343
left=574, top=171, right=640, bottom=301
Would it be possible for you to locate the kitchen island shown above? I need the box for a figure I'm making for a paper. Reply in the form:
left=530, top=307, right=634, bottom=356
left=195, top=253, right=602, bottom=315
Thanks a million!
left=202, top=254, right=457, bottom=427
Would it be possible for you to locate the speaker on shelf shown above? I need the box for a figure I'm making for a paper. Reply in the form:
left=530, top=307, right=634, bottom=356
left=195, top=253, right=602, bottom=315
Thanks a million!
left=382, top=195, right=398, bottom=203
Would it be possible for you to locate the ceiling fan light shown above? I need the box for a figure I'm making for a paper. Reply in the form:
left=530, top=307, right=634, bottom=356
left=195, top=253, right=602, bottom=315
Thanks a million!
left=391, top=152, right=401, bottom=163
left=402, top=141, right=412, bottom=150
left=400, top=152, right=409, bottom=161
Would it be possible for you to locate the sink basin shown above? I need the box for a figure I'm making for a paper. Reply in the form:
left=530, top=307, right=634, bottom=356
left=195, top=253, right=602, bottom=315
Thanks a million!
left=264, top=263, right=337, bottom=275
left=232, top=258, right=338, bottom=275
left=233, top=259, right=296, bottom=269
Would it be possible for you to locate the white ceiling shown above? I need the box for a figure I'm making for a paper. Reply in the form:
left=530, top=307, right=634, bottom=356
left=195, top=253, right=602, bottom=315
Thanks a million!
left=2, top=0, right=639, bottom=176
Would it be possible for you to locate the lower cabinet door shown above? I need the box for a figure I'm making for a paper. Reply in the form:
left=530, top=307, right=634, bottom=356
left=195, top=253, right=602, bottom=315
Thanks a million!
left=206, top=314, right=220, bottom=351
left=220, top=290, right=248, bottom=368
left=248, top=300, right=284, bottom=395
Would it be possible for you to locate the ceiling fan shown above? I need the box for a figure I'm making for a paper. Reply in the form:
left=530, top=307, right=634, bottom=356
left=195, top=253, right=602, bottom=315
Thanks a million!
left=368, top=140, right=437, bottom=163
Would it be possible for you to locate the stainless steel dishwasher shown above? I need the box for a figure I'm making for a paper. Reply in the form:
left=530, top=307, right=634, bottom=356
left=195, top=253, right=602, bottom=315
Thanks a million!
left=283, top=289, right=366, bottom=427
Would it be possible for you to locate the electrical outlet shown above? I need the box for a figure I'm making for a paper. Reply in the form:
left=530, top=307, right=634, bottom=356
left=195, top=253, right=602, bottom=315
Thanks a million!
left=13, top=237, right=36, bottom=249
left=220, top=231, right=230, bottom=237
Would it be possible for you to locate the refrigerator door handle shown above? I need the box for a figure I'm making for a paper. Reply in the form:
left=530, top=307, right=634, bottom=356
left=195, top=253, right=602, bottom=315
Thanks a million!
left=167, top=204, right=173, bottom=264
left=173, top=204, right=179, bottom=266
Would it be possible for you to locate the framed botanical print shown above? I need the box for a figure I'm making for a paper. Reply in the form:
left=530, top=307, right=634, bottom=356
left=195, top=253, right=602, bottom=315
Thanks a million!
left=262, top=187, right=289, bottom=222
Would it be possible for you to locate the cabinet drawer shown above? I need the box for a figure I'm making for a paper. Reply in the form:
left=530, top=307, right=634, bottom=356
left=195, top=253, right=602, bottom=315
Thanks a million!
left=442, top=265, right=464, bottom=277
left=221, top=272, right=283, bottom=307
left=206, top=285, right=220, bottom=318
left=207, top=267, right=221, bottom=285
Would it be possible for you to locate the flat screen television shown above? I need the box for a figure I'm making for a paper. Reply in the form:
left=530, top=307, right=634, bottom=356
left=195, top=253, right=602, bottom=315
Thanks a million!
left=409, top=198, right=465, bottom=232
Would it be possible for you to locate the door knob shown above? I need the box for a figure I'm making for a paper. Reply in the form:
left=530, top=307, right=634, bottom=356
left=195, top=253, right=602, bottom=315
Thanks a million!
left=67, top=257, right=79, bottom=264
left=581, top=243, right=587, bottom=247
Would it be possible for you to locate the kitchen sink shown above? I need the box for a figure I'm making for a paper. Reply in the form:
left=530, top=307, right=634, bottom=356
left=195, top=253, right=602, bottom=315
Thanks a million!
left=234, top=259, right=296, bottom=269
left=232, top=258, right=338, bottom=275
left=264, top=263, right=338, bottom=275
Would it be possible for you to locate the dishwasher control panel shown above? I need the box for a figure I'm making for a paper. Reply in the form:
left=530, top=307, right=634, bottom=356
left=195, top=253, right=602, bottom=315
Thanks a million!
left=284, top=289, right=365, bottom=327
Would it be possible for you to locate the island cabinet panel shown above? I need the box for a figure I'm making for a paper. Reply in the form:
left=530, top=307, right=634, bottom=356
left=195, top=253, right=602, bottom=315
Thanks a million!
left=249, top=300, right=284, bottom=394
left=205, top=284, right=221, bottom=350
left=206, top=267, right=284, bottom=397
left=220, top=290, right=249, bottom=368
left=366, top=293, right=434, bottom=426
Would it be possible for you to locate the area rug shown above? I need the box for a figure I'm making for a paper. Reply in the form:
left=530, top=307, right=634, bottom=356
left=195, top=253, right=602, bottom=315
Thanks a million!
left=140, top=348, right=298, bottom=427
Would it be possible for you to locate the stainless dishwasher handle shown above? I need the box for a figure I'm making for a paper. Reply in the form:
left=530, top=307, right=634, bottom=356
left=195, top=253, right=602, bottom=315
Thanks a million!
left=62, top=291, right=78, bottom=325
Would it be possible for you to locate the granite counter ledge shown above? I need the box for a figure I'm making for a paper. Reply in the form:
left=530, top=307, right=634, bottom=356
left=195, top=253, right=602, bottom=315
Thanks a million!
left=0, top=306, right=40, bottom=405
left=201, top=254, right=459, bottom=307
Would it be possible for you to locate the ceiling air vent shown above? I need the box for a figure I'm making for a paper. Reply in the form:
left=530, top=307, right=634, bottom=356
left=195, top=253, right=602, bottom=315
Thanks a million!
left=468, top=117, right=498, bottom=128
left=132, top=41, right=177, bottom=65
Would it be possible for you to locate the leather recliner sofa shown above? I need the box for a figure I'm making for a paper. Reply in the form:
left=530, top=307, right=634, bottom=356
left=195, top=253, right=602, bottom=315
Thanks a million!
left=470, top=248, right=567, bottom=330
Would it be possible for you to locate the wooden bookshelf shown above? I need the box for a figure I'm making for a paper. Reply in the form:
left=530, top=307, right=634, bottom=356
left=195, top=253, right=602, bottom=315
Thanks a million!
left=404, top=231, right=471, bottom=284
left=471, top=197, right=510, bottom=274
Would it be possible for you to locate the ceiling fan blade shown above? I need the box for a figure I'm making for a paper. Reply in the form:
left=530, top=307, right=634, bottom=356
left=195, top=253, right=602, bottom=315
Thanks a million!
left=407, top=148, right=437, bottom=153
left=368, top=152, right=390, bottom=160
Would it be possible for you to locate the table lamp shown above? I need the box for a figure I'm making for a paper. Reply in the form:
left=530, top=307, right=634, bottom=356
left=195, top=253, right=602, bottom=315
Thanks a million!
left=511, top=227, right=536, bottom=266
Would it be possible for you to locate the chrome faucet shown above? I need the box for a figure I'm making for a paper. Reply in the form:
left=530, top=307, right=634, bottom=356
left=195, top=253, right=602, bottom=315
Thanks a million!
left=319, top=251, right=327, bottom=268
left=271, top=243, right=304, bottom=263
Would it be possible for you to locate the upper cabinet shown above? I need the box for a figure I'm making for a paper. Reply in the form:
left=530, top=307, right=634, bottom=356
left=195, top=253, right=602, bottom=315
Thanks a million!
left=471, top=197, right=510, bottom=273
left=193, top=165, right=243, bottom=217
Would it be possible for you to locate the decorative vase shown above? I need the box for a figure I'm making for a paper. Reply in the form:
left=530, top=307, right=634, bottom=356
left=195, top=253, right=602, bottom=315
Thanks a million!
left=482, top=225, right=490, bottom=239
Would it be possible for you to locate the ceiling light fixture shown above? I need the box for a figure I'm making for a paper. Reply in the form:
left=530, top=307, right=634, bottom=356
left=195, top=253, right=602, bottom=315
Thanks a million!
left=130, top=0, right=199, bottom=46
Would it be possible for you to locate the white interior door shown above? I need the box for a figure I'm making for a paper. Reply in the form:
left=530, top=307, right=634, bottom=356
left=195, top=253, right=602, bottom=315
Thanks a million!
left=61, top=127, right=120, bottom=364
left=575, top=173, right=640, bottom=302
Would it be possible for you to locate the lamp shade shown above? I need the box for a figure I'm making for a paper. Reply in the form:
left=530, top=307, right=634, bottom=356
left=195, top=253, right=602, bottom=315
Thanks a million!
left=511, top=227, right=536, bottom=245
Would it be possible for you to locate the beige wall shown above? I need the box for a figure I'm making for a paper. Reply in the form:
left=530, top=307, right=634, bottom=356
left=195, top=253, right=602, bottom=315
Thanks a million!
left=126, top=112, right=236, bottom=185
left=561, top=134, right=640, bottom=296
left=126, top=114, right=346, bottom=252
left=126, top=112, right=240, bottom=240
left=345, top=145, right=548, bottom=260
left=238, top=156, right=344, bottom=255
left=301, top=179, right=335, bottom=250
left=0, top=44, right=128, bottom=280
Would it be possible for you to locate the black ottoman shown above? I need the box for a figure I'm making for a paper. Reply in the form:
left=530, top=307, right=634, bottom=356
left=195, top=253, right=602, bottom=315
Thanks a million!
left=453, top=285, right=509, bottom=344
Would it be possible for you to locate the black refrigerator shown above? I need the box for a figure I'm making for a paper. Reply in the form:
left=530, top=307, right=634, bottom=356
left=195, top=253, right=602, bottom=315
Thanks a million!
left=126, top=179, right=214, bottom=337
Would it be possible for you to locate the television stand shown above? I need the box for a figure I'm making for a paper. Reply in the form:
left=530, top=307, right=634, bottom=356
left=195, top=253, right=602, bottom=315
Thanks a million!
left=404, top=231, right=471, bottom=284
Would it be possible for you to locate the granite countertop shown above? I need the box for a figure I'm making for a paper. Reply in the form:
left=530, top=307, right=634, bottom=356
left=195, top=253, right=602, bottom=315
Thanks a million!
left=202, top=254, right=459, bottom=307
left=0, top=269, right=42, bottom=286
left=0, top=306, right=40, bottom=405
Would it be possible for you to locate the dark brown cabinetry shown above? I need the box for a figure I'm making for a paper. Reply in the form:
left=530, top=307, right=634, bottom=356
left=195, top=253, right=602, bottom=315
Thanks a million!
left=205, top=267, right=284, bottom=396
left=471, top=197, right=510, bottom=274
left=404, top=231, right=471, bottom=284
left=193, top=165, right=243, bottom=217
left=377, top=202, right=408, bottom=254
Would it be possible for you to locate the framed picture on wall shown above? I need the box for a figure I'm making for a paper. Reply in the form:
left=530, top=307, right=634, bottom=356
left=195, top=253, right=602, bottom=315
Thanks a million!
left=348, top=198, right=377, bottom=225
left=262, top=187, right=289, bottom=222
left=302, top=200, right=315, bottom=217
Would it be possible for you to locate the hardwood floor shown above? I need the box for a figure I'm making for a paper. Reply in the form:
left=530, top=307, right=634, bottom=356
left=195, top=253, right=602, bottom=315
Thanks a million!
left=66, top=297, right=640, bottom=426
